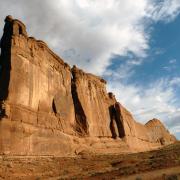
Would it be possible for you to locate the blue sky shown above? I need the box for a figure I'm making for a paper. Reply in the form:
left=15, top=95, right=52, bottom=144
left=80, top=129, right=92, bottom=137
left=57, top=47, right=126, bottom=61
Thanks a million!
left=106, top=14, right=180, bottom=86
left=106, top=13, right=180, bottom=139
left=134, top=16, right=180, bottom=83
left=0, top=0, right=180, bottom=139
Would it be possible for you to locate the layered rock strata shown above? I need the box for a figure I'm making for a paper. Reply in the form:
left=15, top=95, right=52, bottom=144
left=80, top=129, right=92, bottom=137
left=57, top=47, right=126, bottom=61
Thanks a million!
left=0, top=16, right=176, bottom=155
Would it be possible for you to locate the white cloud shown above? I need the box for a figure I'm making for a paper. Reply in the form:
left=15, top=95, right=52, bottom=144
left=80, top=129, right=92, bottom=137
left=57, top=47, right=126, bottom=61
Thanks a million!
left=104, top=58, right=143, bottom=81
left=0, top=0, right=179, bottom=75
left=0, top=0, right=152, bottom=75
left=169, top=59, right=177, bottom=64
left=163, top=59, right=178, bottom=71
left=151, top=0, right=180, bottom=22
left=107, top=78, right=180, bottom=135
left=170, top=77, right=180, bottom=86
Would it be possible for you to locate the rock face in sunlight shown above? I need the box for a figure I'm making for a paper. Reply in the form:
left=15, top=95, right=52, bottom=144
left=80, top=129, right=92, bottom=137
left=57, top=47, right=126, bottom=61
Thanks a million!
left=0, top=16, right=176, bottom=156
left=145, top=118, right=177, bottom=145
left=71, top=65, right=117, bottom=137
left=114, top=103, right=176, bottom=150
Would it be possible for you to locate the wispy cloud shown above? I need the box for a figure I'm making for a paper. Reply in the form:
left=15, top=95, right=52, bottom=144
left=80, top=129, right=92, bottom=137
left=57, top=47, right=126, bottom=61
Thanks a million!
left=0, top=0, right=151, bottom=75
left=107, top=78, right=180, bottom=135
left=151, top=0, right=180, bottom=22
left=170, top=77, right=180, bottom=86
left=0, top=0, right=179, bottom=75
left=163, top=58, right=177, bottom=72
left=169, top=59, right=177, bottom=64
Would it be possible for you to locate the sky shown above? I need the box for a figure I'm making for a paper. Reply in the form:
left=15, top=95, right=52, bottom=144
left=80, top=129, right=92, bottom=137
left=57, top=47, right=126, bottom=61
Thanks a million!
left=0, top=0, right=180, bottom=139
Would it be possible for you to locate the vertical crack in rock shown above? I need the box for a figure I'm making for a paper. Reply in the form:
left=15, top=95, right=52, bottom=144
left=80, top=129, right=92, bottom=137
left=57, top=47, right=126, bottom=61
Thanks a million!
left=109, top=105, right=118, bottom=138
left=52, top=99, right=57, bottom=114
left=114, top=103, right=126, bottom=138
left=109, top=103, right=125, bottom=138
left=71, top=66, right=89, bottom=136
left=0, top=16, right=13, bottom=119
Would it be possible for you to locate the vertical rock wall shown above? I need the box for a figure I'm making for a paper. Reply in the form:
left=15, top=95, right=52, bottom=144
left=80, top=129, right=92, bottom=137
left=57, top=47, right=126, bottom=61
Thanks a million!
left=114, top=103, right=176, bottom=150
left=145, top=119, right=177, bottom=145
left=1, top=16, right=75, bottom=133
left=0, top=16, right=76, bottom=155
left=0, top=16, right=176, bottom=155
left=71, top=66, right=116, bottom=137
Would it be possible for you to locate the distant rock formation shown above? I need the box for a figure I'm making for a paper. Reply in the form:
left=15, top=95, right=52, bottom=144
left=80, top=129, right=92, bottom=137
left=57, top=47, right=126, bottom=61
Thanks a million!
left=0, top=16, right=176, bottom=156
left=145, top=119, right=177, bottom=145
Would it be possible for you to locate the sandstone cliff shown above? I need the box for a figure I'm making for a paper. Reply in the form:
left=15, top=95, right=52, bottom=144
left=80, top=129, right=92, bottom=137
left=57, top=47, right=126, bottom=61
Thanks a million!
left=71, top=66, right=117, bottom=137
left=0, top=16, right=176, bottom=156
left=145, top=119, right=177, bottom=145
left=0, top=15, right=76, bottom=155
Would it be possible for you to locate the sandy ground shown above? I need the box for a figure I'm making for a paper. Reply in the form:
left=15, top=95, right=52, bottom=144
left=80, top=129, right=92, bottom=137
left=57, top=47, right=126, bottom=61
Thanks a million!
left=0, top=142, right=180, bottom=180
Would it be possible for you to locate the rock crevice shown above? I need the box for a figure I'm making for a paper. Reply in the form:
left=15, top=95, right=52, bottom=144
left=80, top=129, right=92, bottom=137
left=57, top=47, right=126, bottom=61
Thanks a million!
left=71, top=66, right=89, bottom=136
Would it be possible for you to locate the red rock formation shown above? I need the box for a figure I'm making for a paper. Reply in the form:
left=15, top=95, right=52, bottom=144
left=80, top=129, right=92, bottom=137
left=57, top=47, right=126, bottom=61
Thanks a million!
left=0, top=16, right=176, bottom=156
left=114, top=103, right=176, bottom=150
left=0, top=15, right=76, bottom=155
left=71, top=65, right=116, bottom=137
left=145, top=118, right=176, bottom=145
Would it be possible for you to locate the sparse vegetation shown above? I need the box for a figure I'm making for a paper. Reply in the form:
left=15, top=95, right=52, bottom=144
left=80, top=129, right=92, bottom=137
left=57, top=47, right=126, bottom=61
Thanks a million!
left=0, top=142, right=180, bottom=179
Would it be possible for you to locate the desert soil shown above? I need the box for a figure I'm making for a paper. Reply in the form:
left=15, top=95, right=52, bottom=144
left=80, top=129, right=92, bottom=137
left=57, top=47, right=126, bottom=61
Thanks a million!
left=0, top=142, right=180, bottom=180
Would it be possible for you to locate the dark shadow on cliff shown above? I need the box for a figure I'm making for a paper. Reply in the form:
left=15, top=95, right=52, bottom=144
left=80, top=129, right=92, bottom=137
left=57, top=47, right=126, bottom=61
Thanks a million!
left=0, top=16, right=13, bottom=120
left=109, top=105, right=118, bottom=138
left=71, top=81, right=89, bottom=136
left=109, top=104, right=125, bottom=138
left=71, top=67, right=89, bottom=136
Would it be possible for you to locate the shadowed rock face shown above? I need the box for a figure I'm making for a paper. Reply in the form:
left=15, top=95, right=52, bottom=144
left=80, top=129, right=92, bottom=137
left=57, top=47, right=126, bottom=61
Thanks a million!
left=0, top=16, right=13, bottom=118
left=71, top=68, right=89, bottom=136
left=0, top=16, right=176, bottom=156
